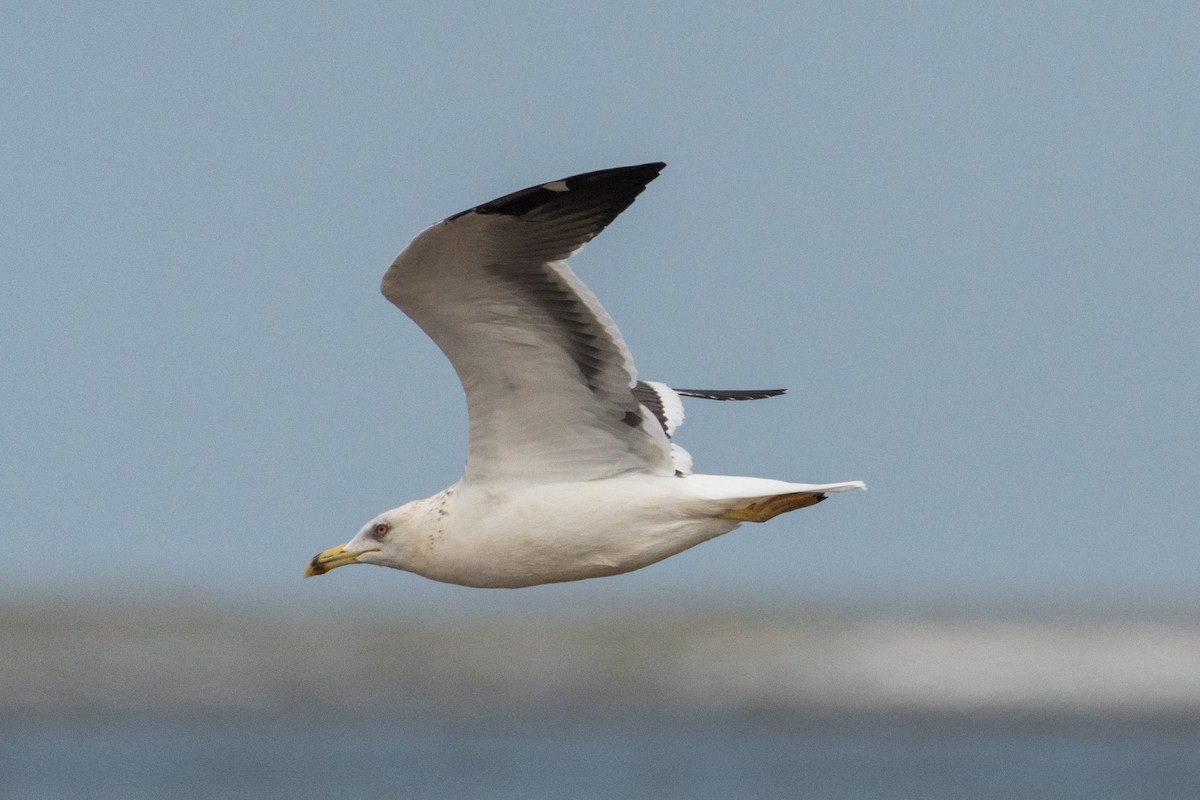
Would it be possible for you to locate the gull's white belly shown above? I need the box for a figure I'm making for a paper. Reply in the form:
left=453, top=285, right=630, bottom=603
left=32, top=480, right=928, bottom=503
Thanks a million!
left=407, top=475, right=743, bottom=588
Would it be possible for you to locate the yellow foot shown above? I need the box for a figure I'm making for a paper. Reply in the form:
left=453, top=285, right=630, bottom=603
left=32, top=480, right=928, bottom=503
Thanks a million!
left=716, top=491, right=827, bottom=523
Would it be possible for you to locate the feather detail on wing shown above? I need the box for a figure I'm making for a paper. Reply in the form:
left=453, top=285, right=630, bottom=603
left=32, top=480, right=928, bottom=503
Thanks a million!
left=381, top=164, right=673, bottom=486
left=631, top=381, right=786, bottom=475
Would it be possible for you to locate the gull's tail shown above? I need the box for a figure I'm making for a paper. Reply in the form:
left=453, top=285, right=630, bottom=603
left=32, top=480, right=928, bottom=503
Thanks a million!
left=715, top=480, right=866, bottom=522
left=683, top=475, right=866, bottom=523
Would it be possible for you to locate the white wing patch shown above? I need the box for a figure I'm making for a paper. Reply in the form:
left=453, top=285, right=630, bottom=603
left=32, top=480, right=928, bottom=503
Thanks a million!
left=637, top=380, right=685, bottom=437
left=670, top=443, right=694, bottom=475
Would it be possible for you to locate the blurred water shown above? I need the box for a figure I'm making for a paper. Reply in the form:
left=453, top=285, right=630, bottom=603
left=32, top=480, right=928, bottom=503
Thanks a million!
left=5, top=604, right=1200, bottom=798
left=3, top=709, right=1200, bottom=799
left=8, top=605, right=1200, bottom=716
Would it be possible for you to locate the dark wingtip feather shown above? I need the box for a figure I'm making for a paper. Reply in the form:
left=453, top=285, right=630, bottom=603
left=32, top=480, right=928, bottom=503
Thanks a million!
left=672, top=388, right=787, bottom=401
left=564, top=162, right=667, bottom=192
left=446, top=162, right=667, bottom=221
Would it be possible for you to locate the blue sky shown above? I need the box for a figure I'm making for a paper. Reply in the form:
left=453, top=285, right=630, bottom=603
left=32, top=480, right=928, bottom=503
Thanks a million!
left=3, top=3, right=1197, bottom=614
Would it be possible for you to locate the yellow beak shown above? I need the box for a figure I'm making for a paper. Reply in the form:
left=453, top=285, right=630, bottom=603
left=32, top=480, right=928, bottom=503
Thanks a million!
left=304, top=543, right=376, bottom=577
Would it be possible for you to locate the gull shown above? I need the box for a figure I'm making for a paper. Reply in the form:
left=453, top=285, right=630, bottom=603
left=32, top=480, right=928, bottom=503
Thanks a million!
left=306, top=163, right=864, bottom=587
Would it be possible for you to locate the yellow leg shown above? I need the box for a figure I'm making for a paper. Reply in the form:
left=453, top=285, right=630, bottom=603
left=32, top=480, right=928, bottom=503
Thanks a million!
left=716, top=491, right=827, bottom=523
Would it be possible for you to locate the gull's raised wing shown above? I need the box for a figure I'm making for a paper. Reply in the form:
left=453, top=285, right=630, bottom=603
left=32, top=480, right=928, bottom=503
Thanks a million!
left=381, top=163, right=673, bottom=485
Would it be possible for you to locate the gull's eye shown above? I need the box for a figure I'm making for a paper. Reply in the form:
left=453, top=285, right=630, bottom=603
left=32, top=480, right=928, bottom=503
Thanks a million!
left=372, top=522, right=390, bottom=539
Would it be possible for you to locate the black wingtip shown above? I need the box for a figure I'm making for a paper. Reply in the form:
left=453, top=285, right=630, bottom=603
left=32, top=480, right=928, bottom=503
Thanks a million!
left=565, top=162, right=666, bottom=189
left=447, top=162, right=667, bottom=221
left=673, top=388, right=787, bottom=401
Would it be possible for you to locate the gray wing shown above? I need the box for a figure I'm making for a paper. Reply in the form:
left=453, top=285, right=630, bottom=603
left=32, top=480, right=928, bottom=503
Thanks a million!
left=381, top=164, right=675, bottom=486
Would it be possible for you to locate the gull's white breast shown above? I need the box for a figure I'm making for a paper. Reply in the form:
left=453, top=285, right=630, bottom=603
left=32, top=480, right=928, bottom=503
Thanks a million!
left=405, top=475, right=743, bottom=588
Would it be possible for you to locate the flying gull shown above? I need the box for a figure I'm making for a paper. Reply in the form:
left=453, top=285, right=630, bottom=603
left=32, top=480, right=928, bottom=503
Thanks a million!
left=306, top=163, right=864, bottom=587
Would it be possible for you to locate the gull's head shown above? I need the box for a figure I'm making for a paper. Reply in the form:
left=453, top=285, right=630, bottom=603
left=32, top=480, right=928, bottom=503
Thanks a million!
left=304, top=505, right=417, bottom=578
